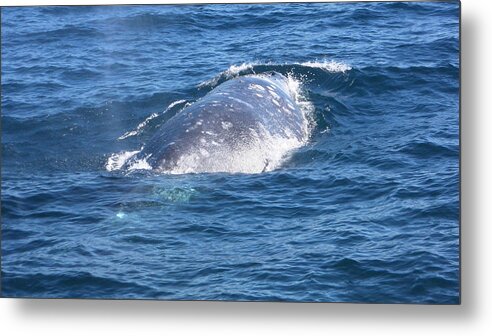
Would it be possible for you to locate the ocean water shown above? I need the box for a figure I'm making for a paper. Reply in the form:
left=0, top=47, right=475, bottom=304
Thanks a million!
left=1, top=2, right=460, bottom=303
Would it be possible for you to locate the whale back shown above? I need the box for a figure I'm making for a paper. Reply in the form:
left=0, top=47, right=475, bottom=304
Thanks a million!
left=128, top=73, right=308, bottom=173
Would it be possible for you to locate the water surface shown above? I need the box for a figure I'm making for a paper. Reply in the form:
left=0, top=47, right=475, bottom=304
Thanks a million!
left=1, top=2, right=460, bottom=303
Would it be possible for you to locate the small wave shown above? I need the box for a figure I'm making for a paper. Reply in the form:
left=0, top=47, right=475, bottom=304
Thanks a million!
left=99, top=12, right=200, bottom=32
left=198, top=59, right=352, bottom=88
left=227, top=63, right=256, bottom=76
left=198, top=62, right=256, bottom=88
left=299, top=60, right=352, bottom=73
left=23, top=25, right=103, bottom=42
left=397, top=141, right=458, bottom=159
left=61, top=68, right=102, bottom=81
left=1, top=271, right=153, bottom=298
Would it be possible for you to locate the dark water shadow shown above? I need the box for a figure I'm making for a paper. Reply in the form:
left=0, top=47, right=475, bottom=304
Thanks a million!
left=6, top=8, right=477, bottom=323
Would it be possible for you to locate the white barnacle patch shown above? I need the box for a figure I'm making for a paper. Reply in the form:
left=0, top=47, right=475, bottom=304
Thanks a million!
left=248, top=128, right=259, bottom=138
left=270, top=91, right=281, bottom=100
left=227, top=96, right=254, bottom=109
left=200, top=138, right=207, bottom=144
left=221, top=121, right=233, bottom=130
left=199, top=148, right=210, bottom=157
left=249, top=83, right=266, bottom=92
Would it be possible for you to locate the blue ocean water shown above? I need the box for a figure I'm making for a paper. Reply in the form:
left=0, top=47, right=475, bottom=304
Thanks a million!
left=1, top=2, right=459, bottom=303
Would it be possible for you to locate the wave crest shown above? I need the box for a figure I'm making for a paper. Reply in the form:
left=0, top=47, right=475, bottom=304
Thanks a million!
left=300, top=60, right=352, bottom=72
left=198, top=59, right=352, bottom=88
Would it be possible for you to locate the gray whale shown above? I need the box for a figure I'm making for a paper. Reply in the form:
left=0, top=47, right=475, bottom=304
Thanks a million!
left=126, top=72, right=309, bottom=174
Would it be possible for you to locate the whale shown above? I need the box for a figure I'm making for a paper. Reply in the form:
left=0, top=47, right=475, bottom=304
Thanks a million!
left=124, top=72, right=309, bottom=174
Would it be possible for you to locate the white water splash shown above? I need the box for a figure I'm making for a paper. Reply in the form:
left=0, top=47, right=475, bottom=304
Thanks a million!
left=198, top=62, right=256, bottom=88
left=299, top=59, right=352, bottom=73
left=285, top=73, right=315, bottom=141
left=227, top=62, right=255, bottom=76
left=105, top=149, right=141, bottom=171
left=198, top=59, right=352, bottom=89
left=127, top=155, right=152, bottom=171
left=106, top=148, right=156, bottom=172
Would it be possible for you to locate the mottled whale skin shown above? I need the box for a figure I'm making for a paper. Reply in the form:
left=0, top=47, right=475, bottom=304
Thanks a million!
left=128, top=72, right=306, bottom=173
